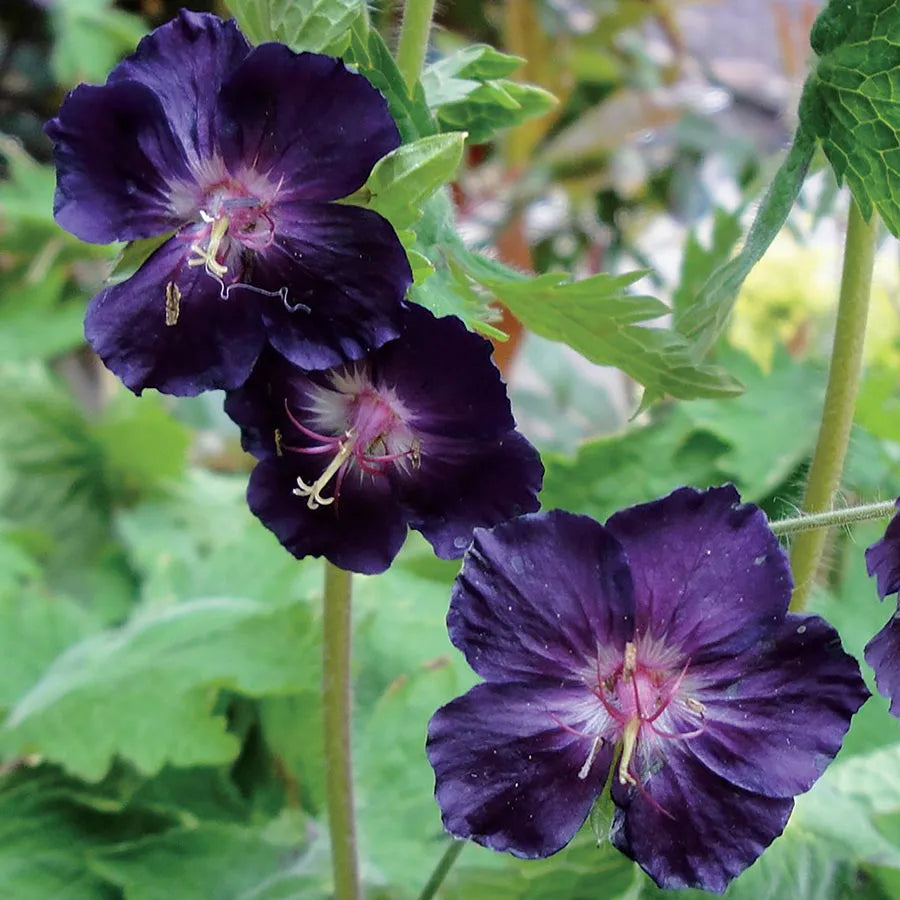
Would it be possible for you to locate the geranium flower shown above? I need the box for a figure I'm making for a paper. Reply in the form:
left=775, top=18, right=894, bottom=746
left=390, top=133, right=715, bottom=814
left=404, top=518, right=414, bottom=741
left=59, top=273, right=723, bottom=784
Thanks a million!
left=865, top=499, right=900, bottom=715
left=224, top=305, right=543, bottom=574
left=46, top=10, right=411, bottom=395
left=427, top=486, right=868, bottom=892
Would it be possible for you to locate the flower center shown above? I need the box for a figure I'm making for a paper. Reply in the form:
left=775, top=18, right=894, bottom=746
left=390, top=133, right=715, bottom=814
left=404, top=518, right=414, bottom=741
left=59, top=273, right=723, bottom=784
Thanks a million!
left=588, top=641, right=706, bottom=786
left=282, top=380, right=420, bottom=511
left=186, top=188, right=276, bottom=284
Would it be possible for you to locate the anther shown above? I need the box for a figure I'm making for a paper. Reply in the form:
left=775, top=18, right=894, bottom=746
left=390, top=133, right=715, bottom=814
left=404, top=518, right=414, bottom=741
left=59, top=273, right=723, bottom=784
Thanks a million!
left=165, top=281, right=181, bottom=326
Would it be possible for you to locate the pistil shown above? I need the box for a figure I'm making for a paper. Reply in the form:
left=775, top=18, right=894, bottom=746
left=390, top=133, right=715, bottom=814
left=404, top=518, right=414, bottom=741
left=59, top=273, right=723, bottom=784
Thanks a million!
left=293, top=433, right=357, bottom=509
left=187, top=211, right=230, bottom=278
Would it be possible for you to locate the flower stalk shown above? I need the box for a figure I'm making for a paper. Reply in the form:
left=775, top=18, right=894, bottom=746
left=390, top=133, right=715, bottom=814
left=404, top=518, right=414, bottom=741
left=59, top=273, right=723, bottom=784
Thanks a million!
left=771, top=500, right=896, bottom=537
left=416, top=841, right=465, bottom=900
left=789, top=198, right=878, bottom=611
left=323, top=561, right=360, bottom=900
left=396, top=0, right=437, bottom=92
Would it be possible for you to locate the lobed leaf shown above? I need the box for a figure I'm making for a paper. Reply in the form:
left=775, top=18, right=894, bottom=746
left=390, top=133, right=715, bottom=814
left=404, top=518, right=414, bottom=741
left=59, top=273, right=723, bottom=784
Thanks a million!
left=0, top=598, right=318, bottom=781
left=805, top=0, right=900, bottom=236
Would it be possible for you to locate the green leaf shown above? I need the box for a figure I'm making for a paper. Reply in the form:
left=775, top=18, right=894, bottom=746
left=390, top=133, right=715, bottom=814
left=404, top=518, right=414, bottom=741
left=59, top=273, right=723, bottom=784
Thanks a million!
left=346, top=30, right=436, bottom=142
left=475, top=270, right=745, bottom=403
left=422, top=44, right=556, bottom=144
left=677, top=127, right=816, bottom=356
left=0, top=598, right=319, bottom=781
left=679, top=346, right=825, bottom=500
left=49, top=0, right=147, bottom=86
left=90, top=820, right=319, bottom=900
left=115, top=469, right=320, bottom=607
left=0, top=768, right=164, bottom=899
left=540, top=407, right=726, bottom=522
left=805, top=0, right=900, bottom=235
left=0, top=366, right=189, bottom=566
left=360, top=133, right=466, bottom=231
left=436, top=81, right=557, bottom=145
left=226, top=0, right=364, bottom=56
left=672, top=208, right=743, bottom=327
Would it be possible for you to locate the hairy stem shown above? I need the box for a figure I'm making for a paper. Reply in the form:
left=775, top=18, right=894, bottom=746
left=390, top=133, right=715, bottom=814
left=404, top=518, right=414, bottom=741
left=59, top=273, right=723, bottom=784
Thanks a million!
left=772, top=499, right=895, bottom=537
left=789, top=199, right=878, bottom=610
left=417, top=841, right=465, bottom=900
left=396, top=0, right=436, bottom=92
left=323, top=562, right=359, bottom=900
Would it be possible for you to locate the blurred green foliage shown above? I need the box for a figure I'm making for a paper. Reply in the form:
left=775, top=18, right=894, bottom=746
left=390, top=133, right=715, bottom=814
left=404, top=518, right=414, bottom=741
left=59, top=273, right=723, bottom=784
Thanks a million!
left=0, top=0, right=899, bottom=898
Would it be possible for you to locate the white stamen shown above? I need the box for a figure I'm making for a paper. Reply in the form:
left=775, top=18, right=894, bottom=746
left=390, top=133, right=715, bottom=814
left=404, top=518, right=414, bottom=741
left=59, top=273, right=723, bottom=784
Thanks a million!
left=578, top=735, right=603, bottom=780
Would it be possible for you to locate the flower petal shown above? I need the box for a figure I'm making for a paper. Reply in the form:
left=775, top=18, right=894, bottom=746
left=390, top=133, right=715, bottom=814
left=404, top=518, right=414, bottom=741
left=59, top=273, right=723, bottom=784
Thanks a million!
left=866, top=500, right=900, bottom=600
left=404, top=431, right=543, bottom=559
left=246, top=456, right=408, bottom=575
left=85, top=238, right=265, bottom=395
left=448, top=511, right=635, bottom=683
left=610, top=747, right=794, bottom=893
left=46, top=80, right=190, bottom=243
left=375, top=306, right=516, bottom=439
left=257, top=202, right=410, bottom=370
left=216, top=45, right=400, bottom=201
left=686, top=613, right=867, bottom=797
left=606, top=485, right=792, bottom=661
left=107, top=10, right=250, bottom=165
left=866, top=609, right=900, bottom=716
left=427, top=681, right=614, bottom=859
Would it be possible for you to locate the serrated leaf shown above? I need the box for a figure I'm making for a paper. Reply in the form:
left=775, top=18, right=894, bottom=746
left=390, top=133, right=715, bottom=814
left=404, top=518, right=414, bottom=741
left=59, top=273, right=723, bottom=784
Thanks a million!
left=436, top=80, right=557, bottom=145
left=0, top=598, right=318, bottom=781
left=805, top=0, right=900, bottom=235
left=227, top=0, right=364, bottom=56
left=361, top=133, right=466, bottom=231
left=476, top=270, right=744, bottom=402
left=677, top=128, right=816, bottom=355
left=423, top=44, right=556, bottom=144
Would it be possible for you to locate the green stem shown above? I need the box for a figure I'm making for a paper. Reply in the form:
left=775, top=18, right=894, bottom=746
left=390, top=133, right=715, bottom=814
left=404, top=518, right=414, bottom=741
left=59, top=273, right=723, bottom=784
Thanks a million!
left=416, top=841, right=465, bottom=900
left=395, top=0, right=436, bottom=92
left=772, top=499, right=895, bottom=537
left=789, top=198, right=878, bottom=610
left=323, top=562, right=359, bottom=900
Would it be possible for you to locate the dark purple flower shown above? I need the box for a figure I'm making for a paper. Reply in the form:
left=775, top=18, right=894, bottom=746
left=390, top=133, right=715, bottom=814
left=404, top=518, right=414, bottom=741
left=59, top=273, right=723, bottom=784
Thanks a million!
left=46, top=10, right=411, bottom=396
left=865, top=499, right=900, bottom=716
left=224, top=305, right=543, bottom=574
left=427, top=486, right=868, bottom=893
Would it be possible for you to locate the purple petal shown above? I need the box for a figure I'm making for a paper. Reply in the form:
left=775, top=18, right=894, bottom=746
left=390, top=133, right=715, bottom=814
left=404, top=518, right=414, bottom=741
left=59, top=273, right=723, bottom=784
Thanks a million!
left=257, top=202, right=410, bottom=369
left=448, top=511, right=634, bottom=683
left=46, top=80, right=190, bottom=244
left=107, top=10, right=250, bottom=165
left=427, top=681, right=614, bottom=858
left=606, top=485, right=792, bottom=662
left=404, top=431, right=543, bottom=558
left=687, top=613, right=867, bottom=797
left=866, top=500, right=900, bottom=600
left=216, top=45, right=400, bottom=201
left=85, top=239, right=265, bottom=395
left=246, top=456, right=408, bottom=575
left=374, top=306, right=516, bottom=439
left=865, top=609, right=900, bottom=716
left=610, top=747, right=794, bottom=893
